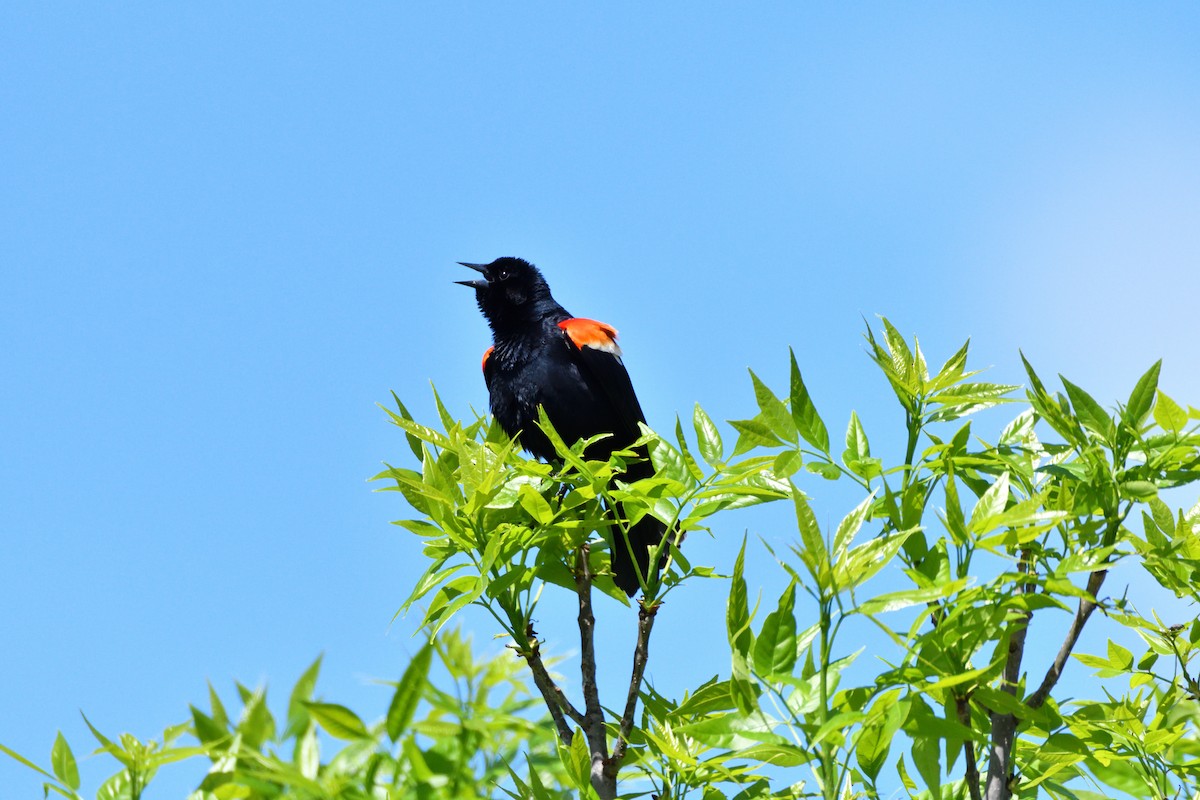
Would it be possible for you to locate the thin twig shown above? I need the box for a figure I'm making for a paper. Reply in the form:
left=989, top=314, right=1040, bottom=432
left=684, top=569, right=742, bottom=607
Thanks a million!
left=611, top=600, right=659, bottom=765
left=984, top=549, right=1034, bottom=800
left=956, top=694, right=983, bottom=800
left=520, top=640, right=588, bottom=740
left=574, top=544, right=614, bottom=798
left=1027, top=568, right=1107, bottom=709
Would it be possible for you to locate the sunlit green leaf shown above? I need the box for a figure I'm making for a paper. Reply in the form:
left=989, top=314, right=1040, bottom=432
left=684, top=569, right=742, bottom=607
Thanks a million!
left=729, top=416, right=784, bottom=455
left=727, top=538, right=753, bottom=661
left=753, top=582, right=797, bottom=678
left=791, top=486, right=827, bottom=588
left=694, top=403, right=724, bottom=466
left=881, top=317, right=916, bottom=390
left=386, top=641, right=433, bottom=742
left=855, top=579, right=968, bottom=615
left=0, top=743, right=55, bottom=781
left=833, top=493, right=875, bottom=562
left=749, top=369, right=797, bottom=444
left=968, top=472, right=1010, bottom=533
left=50, top=732, right=79, bottom=791
left=1124, top=360, right=1161, bottom=430
left=1061, top=375, right=1115, bottom=444
left=789, top=349, right=830, bottom=453
left=1154, top=389, right=1187, bottom=433
left=284, top=654, right=323, bottom=739
left=302, top=702, right=369, bottom=740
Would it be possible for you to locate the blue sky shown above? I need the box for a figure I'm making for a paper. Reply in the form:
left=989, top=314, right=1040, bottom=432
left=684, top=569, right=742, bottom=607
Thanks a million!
left=3, top=4, right=1199, bottom=797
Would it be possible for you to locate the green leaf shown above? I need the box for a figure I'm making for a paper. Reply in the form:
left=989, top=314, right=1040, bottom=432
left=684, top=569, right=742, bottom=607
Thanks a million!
left=913, top=336, right=930, bottom=383
left=386, top=641, right=434, bottom=742
left=675, top=416, right=707, bottom=483
left=1061, top=375, right=1115, bottom=444
left=675, top=711, right=787, bottom=749
left=1124, top=360, right=1162, bottom=429
left=728, top=417, right=783, bottom=455
left=896, top=754, right=919, bottom=792
left=837, top=528, right=915, bottom=590
left=1021, top=352, right=1084, bottom=446
left=998, top=409, right=1036, bottom=446
left=518, top=484, right=555, bottom=524
left=855, top=579, right=968, bottom=615
left=805, top=460, right=841, bottom=480
left=943, top=471, right=967, bottom=545
left=422, top=575, right=483, bottom=635
left=833, top=493, right=875, bottom=562
left=968, top=472, right=1010, bottom=534
left=50, top=732, right=79, bottom=791
left=96, top=771, right=131, bottom=800
left=693, top=404, right=724, bottom=466
left=235, top=686, right=276, bottom=748
left=865, top=321, right=916, bottom=413
left=733, top=742, right=810, bottom=767
left=559, top=727, right=590, bottom=791
left=855, top=689, right=904, bottom=782
left=1154, top=390, right=1187, bottom=433
left=1106, top=639, right=1134, bottom=671
left=303, top=702, right=370, bottom=740
left=207, top=681, right=229, bottom=729
left=789, top=349, right=830, bottom=453
left=753, top=582, right=797, bottom=677
left=80, top=713, right=131, bottom=768
left=881, top=317, right=917, bottom=390
left=534, top=407, right=591, bottom=473
left=648, top=429, right=692, bottom=486
left=911, top=734, right=941, bottom=797
left=0, top=743, right=55, bottom=781
left=750, top=369, right=797, bottom=444
left=727, top=537, right=756, bottom=714
left=1119, top=480, right=1158, bottom=501
left=843, top=410, right=870, bottom=465
left=773, top=449, right=802, bottom=478
left=387, top=392, right=424, bottom=460
left=928, top=338, right=970, bottom=392
left=297, top=724, right=319, bottom=780
left=285, top=654, right=323, bottom=738
left=727, top=537, right=753, bottom=661
left=190, top=705, right=226, bottom=745
left=382, top=404, right=454, bottom=451
left=791, top=486, right=827, bottom=588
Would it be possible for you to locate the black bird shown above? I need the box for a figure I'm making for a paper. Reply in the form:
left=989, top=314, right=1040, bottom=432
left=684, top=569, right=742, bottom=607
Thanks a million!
left=457, top=256, right=666, bottom=596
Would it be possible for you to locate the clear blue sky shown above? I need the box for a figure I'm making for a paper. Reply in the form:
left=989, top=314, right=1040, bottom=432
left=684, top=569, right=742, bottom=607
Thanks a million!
left=3, top=4, right=1199, bottom=797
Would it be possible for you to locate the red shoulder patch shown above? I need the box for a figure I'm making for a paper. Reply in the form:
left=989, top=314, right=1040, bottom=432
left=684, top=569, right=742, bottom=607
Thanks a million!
left=558, top=318, right=621, bottom=356
left=481, top=345, right=494, bottom=372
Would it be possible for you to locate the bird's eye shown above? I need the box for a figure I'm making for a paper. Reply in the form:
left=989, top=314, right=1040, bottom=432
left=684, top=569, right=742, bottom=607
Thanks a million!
left=497, top=269, right=510, bottom=281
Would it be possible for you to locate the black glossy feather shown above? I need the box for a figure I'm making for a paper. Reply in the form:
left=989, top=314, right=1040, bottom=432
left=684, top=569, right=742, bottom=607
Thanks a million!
left=463, top=257, right=667, bottom=596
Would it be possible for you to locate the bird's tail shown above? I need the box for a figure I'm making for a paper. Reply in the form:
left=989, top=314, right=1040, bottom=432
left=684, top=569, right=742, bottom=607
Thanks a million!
left=610, top=512, right=668, bottom=597
left=608, top=452, right=672, bottom=597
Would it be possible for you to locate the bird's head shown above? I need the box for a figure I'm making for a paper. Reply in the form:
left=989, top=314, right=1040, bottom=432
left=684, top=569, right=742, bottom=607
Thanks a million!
left=456, top=257, right=556, bottom=330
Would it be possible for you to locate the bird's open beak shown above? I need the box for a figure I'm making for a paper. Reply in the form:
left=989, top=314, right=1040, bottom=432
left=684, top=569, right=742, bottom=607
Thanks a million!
left=455, top=262, right=489, bottom=290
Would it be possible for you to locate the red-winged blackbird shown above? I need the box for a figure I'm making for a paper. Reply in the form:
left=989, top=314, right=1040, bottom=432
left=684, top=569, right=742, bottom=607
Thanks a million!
left=457, top=256, right=666, bottom=596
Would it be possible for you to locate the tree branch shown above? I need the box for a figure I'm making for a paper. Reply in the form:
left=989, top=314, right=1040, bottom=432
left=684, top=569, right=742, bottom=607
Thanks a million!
left=1026, top=568, right=1107, bottom=709
left=519, top=639, right=587, bottom=742
left=956, top=694, right=983, bottom=800
left=984, top=549, right=1034, bottom=800
left=610, top=599, right=659, bottom=766
left=574, top=544, right=614, bottom=799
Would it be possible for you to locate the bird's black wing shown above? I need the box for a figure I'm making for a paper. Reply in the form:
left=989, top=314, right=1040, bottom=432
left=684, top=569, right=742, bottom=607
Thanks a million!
left=556, top=318, right=647, bottom=452
left=558, top=317, right=665, bottom=596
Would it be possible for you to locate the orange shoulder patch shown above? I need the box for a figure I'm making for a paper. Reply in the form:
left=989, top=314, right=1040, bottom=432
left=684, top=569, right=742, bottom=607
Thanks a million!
left=558, top=318, right=621, bottom=356
left=481, top=345, right=494, bottom=372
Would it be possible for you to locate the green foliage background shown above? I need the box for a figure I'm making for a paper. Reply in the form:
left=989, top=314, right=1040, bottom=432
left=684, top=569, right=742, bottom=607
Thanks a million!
left=7, top=320, right=1200, bottom=800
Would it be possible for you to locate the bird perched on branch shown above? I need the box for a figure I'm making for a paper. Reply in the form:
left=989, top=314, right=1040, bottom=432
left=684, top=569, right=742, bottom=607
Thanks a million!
left=457, top=256, right=666, bottom=596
